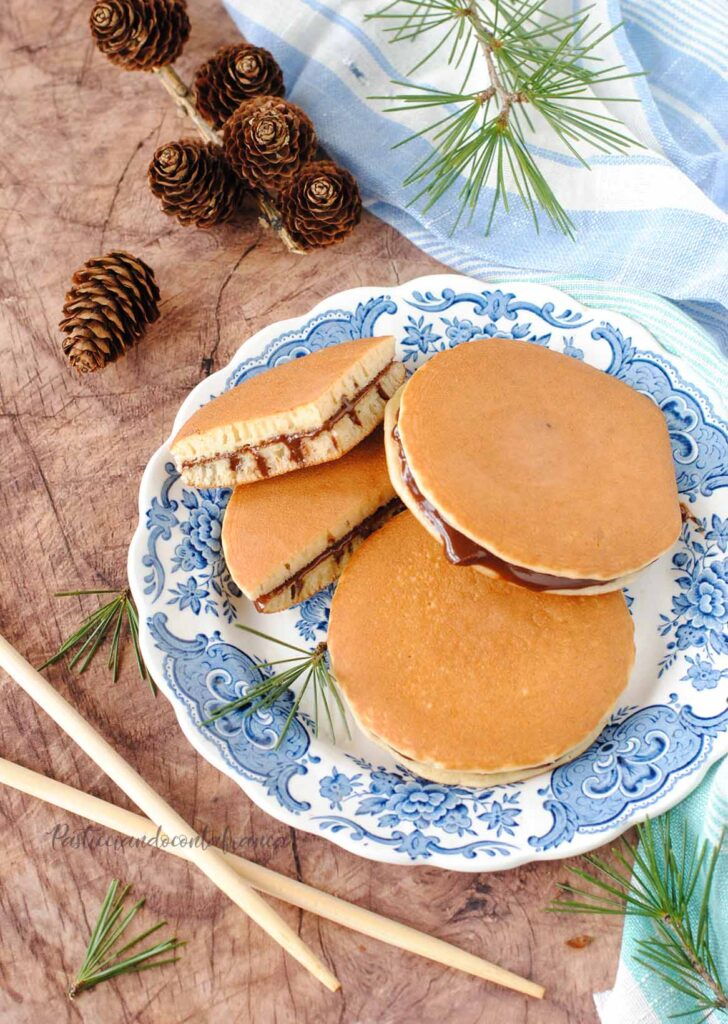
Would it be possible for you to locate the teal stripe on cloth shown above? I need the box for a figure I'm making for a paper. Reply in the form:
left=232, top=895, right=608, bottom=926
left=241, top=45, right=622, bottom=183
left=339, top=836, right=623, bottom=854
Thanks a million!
left=594, top=757, right=728, bottom=1024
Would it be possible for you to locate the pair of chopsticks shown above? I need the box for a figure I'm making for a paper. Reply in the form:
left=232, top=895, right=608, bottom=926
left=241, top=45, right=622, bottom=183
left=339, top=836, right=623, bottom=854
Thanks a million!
left=0, top=632, right=544, bottom=999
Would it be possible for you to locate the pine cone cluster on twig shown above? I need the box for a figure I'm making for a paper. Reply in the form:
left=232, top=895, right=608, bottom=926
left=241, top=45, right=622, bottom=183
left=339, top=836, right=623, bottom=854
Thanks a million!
left=279, top=160, right=362, bottom=251
left=223, top=96, right=317, bottom=191
left=59, top=252, right=160, bottom=373
left=89, top=0, right=190, bottom=71
left=88, top=0, right=361, bottom=255
left=148, top=139, right=246, bottom=227
left=194, top=44, right=285, bottom=129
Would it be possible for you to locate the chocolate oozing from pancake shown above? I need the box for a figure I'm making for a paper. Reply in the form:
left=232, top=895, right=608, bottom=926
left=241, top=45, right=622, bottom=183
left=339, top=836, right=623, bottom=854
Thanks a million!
left=182, top=361, right=397, bottom=476
left=253, top=497, right=404, bottom=611
left=391, top=418, right=615, bottom=591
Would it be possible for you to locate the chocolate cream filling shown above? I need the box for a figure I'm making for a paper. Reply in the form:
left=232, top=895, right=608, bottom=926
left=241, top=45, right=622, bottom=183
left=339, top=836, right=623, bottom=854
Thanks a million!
left=391, top=420, right=616, bottom=592
left=254, top=497, right=405, bottom=611
left=183, top=361, right=396, bottom=478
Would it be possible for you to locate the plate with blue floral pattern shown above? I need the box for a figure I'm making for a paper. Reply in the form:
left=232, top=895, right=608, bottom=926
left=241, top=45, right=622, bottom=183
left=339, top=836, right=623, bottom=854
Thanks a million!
left=128, top=275, right=728, bottom=870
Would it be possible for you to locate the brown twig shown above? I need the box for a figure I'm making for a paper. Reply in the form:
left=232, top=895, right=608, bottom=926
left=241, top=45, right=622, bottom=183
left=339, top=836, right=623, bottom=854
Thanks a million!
left=663, top=912, right=728, bottom=1013
left=467, top=8, right=527, bottom=128
left=154, top=65, right=304, bottom=253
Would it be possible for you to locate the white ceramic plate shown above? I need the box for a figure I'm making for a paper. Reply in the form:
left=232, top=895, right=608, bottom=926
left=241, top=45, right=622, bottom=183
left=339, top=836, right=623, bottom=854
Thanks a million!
left=128, top=275, right=728, bottom=871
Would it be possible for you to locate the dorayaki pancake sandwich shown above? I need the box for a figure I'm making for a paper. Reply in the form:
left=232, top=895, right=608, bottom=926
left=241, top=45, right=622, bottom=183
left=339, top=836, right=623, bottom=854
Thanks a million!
left=172, top=336, right=405, bottom=487
left=328, top=512, right=635, bottom=786
left=222, top=431, right=403, bottom=613
left=385, top=337, right=681, bottom=595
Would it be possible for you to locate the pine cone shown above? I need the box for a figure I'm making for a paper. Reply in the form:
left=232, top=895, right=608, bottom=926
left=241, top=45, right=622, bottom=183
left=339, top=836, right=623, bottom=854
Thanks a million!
left=279, top=161, right=362, bottom=251
left=194, top=44, right=285, bottom=130
left=89, top=0, right=190, bottom=71
left=223, top=96, right=317, bottom=192
left=59, top=252, right=160, bottom=373
left=148, top=139, right=247, bottom=228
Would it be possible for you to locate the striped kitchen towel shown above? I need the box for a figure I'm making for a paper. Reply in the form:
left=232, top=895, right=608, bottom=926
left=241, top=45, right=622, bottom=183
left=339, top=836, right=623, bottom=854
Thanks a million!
left=222, top=0, right=728, bottom=364
left=594, top=757, right=727, bottom=1024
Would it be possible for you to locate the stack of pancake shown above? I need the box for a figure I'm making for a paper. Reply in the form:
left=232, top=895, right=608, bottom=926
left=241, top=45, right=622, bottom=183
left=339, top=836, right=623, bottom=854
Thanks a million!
left=171, top=335, right=681, bottom=785
left=172, top=335, right=406, bottom=611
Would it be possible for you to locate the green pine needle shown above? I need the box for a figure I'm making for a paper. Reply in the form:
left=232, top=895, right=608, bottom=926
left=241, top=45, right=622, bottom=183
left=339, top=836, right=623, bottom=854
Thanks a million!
left=369, top=0, right=644, bottom=236
left=551, top=817, right=728, bottom=1020
left=68, top=879, right=185, bottom=999
left=41, top=588, right=153, bottom=694
left=202, top=625, right=350, bottom=750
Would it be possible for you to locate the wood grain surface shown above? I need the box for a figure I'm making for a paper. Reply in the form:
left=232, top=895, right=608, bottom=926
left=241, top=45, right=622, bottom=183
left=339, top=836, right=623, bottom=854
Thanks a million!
left=0, top=2, right=625, bottom=1021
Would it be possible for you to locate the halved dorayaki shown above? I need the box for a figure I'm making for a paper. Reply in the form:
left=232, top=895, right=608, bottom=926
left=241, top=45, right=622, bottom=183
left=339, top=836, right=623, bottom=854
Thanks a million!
left=173, top=335, right=404, bottom=488
left=222, top=430, right=402, bottom=613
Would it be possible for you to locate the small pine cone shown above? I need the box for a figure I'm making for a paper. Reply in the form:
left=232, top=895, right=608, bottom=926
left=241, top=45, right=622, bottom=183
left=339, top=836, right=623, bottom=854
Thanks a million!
left=223, top=96, right=317, bottom=192
left=148, top=139, right=247, bottom=228
left=279, top=161, right=362, bottom=251
left=89, top=0, right=190, bottom=71
left=59, top=252, right=160, bottom=373
left=194, top=44, right=285, bottom=129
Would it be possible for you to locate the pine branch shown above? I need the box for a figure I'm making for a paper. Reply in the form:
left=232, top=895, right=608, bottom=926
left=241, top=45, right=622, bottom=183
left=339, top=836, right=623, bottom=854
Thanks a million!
left=369, top=0, right=644, bottom=236
left=551, top=817, right=728, bottom=1020
left=69, top=879, right=184, bottom=998
left=202, top=625, right=349, bottom=749
left=41, top=588, right=153, bottom=694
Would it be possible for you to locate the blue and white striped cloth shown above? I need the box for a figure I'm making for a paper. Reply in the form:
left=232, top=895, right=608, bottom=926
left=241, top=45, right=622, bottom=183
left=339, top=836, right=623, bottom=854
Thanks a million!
left=594, top=758, right=727, bottom=1024
left=223, top=0, right=728, bottom=365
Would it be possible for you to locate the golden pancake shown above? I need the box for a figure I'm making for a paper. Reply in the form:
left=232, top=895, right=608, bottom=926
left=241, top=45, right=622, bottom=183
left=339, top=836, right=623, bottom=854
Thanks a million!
left=222, top=431, right=400, bottom=613
left=386, top=338, right=680, bottom=593
left=328, top=513, right=635, bottom=781
left=172, top=336, right=404, bottom=487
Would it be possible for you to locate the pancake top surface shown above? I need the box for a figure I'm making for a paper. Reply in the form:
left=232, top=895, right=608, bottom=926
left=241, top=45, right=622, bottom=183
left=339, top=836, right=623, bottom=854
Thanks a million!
left=397, top=338, right=681, bottom=579
left=173, top=335, right=393, bottom=448
left=328, top=512, right=635, bottom=772
left=222, top=431, right=395, bottom=595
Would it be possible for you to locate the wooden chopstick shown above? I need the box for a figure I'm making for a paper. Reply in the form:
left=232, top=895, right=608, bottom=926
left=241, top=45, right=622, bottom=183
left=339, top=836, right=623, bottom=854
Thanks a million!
left=0, top=633, right=339, bottom=992
left=0, top=756, right=544, bottom=998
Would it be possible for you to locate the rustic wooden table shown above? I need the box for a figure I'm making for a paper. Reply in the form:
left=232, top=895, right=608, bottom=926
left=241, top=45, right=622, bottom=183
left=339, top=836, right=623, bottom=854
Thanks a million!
left=0, top=2, right=625, bottom=1021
